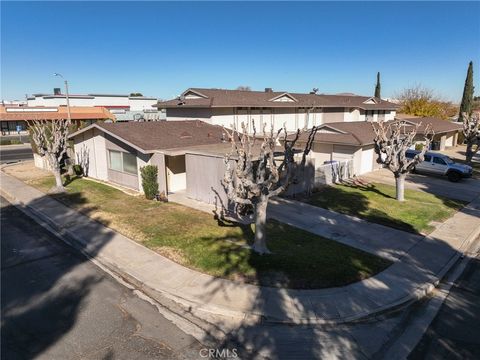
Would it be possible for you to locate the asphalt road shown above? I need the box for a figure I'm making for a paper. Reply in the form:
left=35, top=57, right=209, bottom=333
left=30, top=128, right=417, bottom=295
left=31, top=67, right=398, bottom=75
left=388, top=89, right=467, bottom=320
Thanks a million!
left=0, top=196, right=203, bottom=360
left=409, top=253, right=480, bottom=359
left=0, top=145, right=33, bottom=163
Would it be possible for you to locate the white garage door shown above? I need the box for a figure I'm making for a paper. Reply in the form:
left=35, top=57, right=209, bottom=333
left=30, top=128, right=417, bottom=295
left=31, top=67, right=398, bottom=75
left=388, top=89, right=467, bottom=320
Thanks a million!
left=360, top=147, right=374, bottom=174
left=332, top=145, right=355, bottom=161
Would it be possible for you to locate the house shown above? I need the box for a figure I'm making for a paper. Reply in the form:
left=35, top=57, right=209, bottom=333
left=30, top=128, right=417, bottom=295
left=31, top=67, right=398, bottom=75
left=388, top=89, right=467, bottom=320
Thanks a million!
left=27, top=90, right=164, bottom=121
left=0, top=105, right=115, bottom=136
left=69, top=120, right=315, bottom=209
left=68, top=121, right=228, bottom=194
left=155, top=87, right=399, bottom=131
left=292, top=117, right=463, bottom=177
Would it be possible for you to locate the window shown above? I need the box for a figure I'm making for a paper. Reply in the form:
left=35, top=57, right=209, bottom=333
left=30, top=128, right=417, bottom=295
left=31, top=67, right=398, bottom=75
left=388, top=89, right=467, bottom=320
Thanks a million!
left=123, top=152, right=138, bottom=174
left=433, top=157, right=446, bottom=165
left=424, top=155, right=432, bottom=162
left=108, top=150, right=138, bottom=175
left=109, top=150, right=122, bottom=172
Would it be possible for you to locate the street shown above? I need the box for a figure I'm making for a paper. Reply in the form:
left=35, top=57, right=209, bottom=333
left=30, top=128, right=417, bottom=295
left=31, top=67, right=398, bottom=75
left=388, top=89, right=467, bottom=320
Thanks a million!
left=0, top=145, right=33, bottom=164
left=409, top=254, right=480, bottom=359
left=0, top=197, right=203, bottom=360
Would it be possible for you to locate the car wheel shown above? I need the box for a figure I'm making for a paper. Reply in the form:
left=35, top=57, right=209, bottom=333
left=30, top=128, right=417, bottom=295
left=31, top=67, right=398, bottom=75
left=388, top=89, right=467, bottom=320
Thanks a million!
left=447, top=171, right=461, bottom=182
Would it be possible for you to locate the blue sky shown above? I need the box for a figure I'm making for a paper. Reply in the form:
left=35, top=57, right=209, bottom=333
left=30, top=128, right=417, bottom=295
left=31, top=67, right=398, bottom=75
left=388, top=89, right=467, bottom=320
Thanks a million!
left=1, top=1, right=479, bottom=102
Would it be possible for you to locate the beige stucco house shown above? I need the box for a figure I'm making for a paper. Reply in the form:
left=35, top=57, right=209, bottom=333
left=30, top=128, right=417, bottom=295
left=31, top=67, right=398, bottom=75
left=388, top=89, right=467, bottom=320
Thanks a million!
left=155, top=87, right=400, bottom=132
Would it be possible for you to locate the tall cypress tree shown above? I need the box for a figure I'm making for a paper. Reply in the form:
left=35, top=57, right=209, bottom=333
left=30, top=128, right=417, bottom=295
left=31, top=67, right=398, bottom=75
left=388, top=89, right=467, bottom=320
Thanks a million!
left=459, top=61, right=474, bottom=122
left=374, top=72, right=381, bottom=98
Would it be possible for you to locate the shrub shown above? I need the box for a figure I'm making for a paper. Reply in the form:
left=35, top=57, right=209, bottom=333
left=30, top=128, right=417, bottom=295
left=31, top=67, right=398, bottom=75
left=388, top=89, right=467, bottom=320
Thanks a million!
left=140, top=165, right=159, bottom=200
left=415, top=143, right=425, bottom=151
left=73, top=164, right=84, bottom=176
left=0, top=139, right=23, bottom=145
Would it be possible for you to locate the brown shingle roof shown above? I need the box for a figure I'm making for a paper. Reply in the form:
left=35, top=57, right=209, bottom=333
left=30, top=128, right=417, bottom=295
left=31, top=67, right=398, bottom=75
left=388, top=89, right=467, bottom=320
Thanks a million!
left=292, top=117, right=462, bottom=147
left=70, top=120, right=227, bottom=153
left=156, top=88, right=400, bottom=110
left=0, top=106, right=115, bottom=121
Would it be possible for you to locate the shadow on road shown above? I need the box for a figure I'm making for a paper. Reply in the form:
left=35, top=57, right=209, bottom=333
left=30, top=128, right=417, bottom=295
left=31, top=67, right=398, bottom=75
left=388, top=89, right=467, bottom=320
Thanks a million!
left=1, top=194, right=113, bottom=359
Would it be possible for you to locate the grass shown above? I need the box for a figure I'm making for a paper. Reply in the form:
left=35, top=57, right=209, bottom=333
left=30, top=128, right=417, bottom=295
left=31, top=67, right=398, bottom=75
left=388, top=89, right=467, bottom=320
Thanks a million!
left=28, top=175, right=391, bottom=289
left=0, top=139, right=23, bottom=145
left=307, top=182, right=465, bottom=234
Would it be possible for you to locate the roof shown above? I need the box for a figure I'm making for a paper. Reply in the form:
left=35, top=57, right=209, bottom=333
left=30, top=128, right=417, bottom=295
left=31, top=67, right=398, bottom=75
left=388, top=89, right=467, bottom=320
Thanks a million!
left=30, top=93, right=157, bottom=100
left=292, top=117, right=463, bottom=147
left=69, top=120, right=228, bottom=154
left=0, top=106, right=115, bottom=121
left=156, top=88, right=400, bottom=110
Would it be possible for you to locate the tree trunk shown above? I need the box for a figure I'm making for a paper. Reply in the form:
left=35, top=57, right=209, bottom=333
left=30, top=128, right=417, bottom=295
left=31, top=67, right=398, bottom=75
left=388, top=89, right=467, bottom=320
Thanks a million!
left=49, top=167, right=66, bottom=193
left=252, top=195, right=271, bottom=254
left=395, top=173, right=406, bottom=202
left=466, top=141, right=474, bottom=164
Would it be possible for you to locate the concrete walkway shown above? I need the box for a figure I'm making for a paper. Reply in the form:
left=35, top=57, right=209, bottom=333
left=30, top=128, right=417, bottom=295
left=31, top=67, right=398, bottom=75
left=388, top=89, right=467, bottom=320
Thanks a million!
left=2, top=170, right=480, bottom=325
left=269, top=198, right=424, bottom=262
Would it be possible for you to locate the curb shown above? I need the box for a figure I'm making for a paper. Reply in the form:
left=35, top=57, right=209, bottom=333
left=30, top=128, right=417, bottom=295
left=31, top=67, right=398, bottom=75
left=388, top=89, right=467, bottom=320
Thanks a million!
left=1, top=178, right=480, bottom=326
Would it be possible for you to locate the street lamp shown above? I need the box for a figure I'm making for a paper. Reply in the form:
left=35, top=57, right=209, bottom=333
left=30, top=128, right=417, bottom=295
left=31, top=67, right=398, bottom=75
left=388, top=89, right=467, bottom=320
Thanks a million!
left=54, top=73, right=71, bottom=122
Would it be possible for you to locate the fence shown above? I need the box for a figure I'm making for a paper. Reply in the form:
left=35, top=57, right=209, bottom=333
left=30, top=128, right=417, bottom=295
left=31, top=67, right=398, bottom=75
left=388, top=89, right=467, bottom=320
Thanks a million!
left=314, top=159, right=354, bottom=187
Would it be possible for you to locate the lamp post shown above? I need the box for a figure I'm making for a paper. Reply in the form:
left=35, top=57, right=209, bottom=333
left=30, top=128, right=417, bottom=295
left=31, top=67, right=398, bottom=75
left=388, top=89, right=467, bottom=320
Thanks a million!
left=53, top=73, right=71, bottom=122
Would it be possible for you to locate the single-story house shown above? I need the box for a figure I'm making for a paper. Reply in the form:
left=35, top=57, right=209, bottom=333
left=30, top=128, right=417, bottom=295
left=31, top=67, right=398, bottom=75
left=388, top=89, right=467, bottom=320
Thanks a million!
left=68, top=120, right=229, bottom=194
left=0, top=105, right=115, bottom=136
left=292, top=116, right=463, bottom=177
left=155, top=87, right=399, bottom=132
left=68, top=120, right=314, bottom=210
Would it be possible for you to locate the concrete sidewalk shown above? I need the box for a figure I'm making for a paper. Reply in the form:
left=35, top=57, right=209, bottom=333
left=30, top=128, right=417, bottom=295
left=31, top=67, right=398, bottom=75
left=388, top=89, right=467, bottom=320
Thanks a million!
left=2, top=170, right=480, bottom=325
left=269, top=198, right=424, bottom=262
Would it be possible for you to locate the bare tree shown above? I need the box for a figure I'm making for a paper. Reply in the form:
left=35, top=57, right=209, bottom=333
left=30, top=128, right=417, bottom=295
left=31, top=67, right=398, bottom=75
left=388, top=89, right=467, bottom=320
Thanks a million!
left=28, top=118, right=71, bottom=193
left=462, top=112, right=480, bottom=164
left=236, top=86, right=252, bottom=91
left=223, top=121, right=317, bottom=254
left=372, top=120, right=433, bottom=201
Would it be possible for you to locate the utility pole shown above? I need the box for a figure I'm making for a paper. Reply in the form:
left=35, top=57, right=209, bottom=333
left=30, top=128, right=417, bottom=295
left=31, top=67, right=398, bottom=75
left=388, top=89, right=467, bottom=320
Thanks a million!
left=54, top=73, right=71, bottom=122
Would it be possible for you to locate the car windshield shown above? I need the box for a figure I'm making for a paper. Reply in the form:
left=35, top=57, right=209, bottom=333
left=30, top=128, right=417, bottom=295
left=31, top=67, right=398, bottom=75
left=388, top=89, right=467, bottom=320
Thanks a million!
left=444, top=156, right=454, bottom=164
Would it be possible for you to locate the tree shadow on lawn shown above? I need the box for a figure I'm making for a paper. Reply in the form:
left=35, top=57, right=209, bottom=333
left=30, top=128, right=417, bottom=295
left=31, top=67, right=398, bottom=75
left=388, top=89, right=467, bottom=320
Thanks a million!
left=192, top=216, right=393, bottom=359
left=191, top=207, right=470, bottom=359
left=1, top=192, right=114, bottom=359
left=305, top=183, right=419, bottom=234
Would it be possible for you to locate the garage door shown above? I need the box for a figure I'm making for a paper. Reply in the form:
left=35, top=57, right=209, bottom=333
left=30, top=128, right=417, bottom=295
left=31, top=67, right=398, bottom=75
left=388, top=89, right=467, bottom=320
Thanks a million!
left=360, top=147, right=374, bottom=174
left=332, top=145, right=355, bottom=161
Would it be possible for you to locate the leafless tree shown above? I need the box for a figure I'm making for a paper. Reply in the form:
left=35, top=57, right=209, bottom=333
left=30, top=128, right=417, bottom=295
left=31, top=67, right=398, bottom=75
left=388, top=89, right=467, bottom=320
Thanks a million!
left=223, top=121, right=317, bottom=254
left=236, top=86, right=252, bottom=91
left=462, top=112, right=480, bottom=164
left=371, top=120, right=433, bottom=201
left=28, top=118, right=71, bottom=193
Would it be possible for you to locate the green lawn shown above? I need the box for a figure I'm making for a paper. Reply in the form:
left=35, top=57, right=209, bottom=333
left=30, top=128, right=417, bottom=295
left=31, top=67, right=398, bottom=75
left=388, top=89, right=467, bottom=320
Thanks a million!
left=307, top=182, right=465, bottom=234
left=28, top=175, right=390, bottom=289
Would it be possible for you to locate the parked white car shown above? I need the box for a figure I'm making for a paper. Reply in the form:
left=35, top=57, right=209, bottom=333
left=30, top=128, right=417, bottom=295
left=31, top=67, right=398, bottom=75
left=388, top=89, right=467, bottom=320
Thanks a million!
left=406, top=150, right=473, bottom=182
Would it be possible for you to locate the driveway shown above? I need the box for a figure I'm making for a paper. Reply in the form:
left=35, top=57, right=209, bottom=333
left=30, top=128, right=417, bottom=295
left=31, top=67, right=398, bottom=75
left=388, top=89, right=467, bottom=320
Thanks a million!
left=361, top=168, right=480, bottom=202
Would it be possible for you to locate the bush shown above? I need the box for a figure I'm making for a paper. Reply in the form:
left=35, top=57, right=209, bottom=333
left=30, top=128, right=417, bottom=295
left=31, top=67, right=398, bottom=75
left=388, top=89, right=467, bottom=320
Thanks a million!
left=415, top=143, right=425, bottom=151
left=140, top=165, right=159, bottom=200
left=0, top=139, right=23, bottom=145
left=73, top=164, right=84, bottom=176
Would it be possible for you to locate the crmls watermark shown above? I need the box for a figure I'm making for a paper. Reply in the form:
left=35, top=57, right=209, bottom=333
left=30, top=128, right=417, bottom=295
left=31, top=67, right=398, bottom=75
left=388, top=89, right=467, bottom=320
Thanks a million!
left=199, top=348, right=239, bottom=358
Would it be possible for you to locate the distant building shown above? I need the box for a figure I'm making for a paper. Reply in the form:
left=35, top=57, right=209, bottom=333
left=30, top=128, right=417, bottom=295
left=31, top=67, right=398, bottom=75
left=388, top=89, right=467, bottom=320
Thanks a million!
left=27, top=90, right=165, bottom=121
left=0, top=105, right=114, bottom=135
